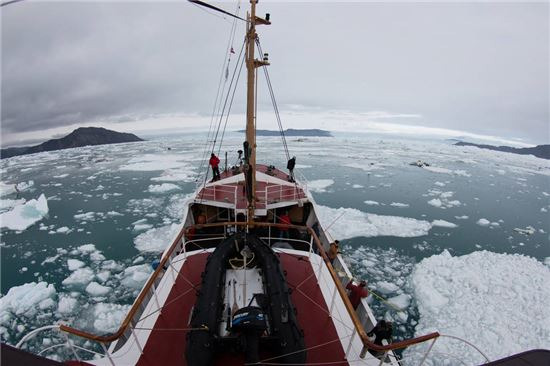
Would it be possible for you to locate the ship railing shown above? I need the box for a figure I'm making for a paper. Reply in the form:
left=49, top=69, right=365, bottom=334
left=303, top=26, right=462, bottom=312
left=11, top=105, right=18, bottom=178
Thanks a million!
left=194, top=183, right=238, bottom=205
left=44, top=222, right=489, bottom=365
left=256, top=184, right=306, bottom=205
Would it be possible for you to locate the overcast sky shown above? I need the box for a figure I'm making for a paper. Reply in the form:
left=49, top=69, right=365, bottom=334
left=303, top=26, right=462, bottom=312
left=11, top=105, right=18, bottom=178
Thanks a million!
left=1, top=1, right=548, bottom=147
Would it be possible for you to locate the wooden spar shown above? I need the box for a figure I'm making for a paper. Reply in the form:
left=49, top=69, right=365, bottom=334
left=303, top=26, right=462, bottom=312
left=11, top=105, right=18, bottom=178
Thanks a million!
left=245, top=1, right=257, bottom=222
left=245, top=0, right=270, bottom=223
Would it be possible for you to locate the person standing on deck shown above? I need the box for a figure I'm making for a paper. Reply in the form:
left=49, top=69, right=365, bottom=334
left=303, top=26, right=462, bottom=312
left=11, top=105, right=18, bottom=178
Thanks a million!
left=327, top=240, right=340, bottom=265
left=346, top=279, right=369, bottom=310
left=279, top=211, right=291, bottom=239
left=287, top=156, right=296, bottom=182
left=209, top=153, right=221, bottom=181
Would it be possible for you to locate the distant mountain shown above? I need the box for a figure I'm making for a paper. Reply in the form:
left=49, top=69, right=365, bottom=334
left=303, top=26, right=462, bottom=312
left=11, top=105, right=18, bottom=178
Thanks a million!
left=1, top=127, right=144, bottom=159
left=455, top=141, right=550, bottom=160
left=238, top=129, right=332, bottom=137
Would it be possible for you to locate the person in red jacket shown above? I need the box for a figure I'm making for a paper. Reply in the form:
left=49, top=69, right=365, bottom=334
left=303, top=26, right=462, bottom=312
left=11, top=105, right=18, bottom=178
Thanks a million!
left=346, top=279, right=369, bottom=309
left=209, top=153, right=221, bottom=181
left=278, top=211, right=291, bottom=239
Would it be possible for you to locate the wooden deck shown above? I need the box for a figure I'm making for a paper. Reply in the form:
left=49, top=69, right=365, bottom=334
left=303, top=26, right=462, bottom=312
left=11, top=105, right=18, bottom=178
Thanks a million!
left=135, top=252, right=347, bottom=365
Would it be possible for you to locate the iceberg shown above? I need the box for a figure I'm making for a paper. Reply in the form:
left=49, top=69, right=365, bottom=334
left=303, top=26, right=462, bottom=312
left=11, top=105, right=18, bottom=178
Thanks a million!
left=0, top=194, right=49, bottom=231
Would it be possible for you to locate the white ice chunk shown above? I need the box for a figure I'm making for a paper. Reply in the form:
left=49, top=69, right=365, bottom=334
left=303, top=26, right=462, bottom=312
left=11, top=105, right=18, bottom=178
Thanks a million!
left=134, top=223, right=181, bottom=253
left=427, top=198, right=442, bottom=208
left=120, top=264, right=152, bottom=290
left=67, top=259, right=85, bottom=271
left=148, top=183, right=180, bottom=193
left=432, top=220, right=458, bottom=228
left=57, top=294, right=77, bottom=315
left=406, top=250, right=550, bottom=364
left=0, top=194, right=49, bottom=231
left=476, top=218, right=491, bottom=226
left=62, top=267, right=94, bottom=288
left=92, top=303, right=131, bottom=333
left=364, top=200, right=380, bottom=206
left=390, top=202, right=409, bottom=208
left=85, top=282, right=111, bottom=296
left=0, top=282, right=56, bottom=318
left=316, top=205, right=432, bottom=240
left=308, top=179, right=334, bottom=193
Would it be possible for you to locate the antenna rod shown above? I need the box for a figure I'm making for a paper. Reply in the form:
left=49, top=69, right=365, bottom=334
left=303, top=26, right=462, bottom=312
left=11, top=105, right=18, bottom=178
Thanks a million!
left=245, top=0, right=257, bottom=222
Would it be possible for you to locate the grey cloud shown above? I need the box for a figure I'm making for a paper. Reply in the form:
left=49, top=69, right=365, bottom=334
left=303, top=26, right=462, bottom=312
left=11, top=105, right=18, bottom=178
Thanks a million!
left=1, top=2, right=548, bottom=144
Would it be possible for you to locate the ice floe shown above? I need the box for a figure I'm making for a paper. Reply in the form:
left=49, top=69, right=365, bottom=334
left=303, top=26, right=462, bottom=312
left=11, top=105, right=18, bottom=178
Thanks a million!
left=119, top=154, right=191, bottom=172
left=431, top=220, right=458, bottom=228
left=62, top=267, right=95, bottom=288
left=67, top=259, right=85, bottom=271
left=308, top=179, right=334, bottom=193
left=85, top=282, right=111, bottom=297
left=364, top=200, right=380, bottom=206
left=316, top=205, right=432, bottom=239
left=0, top=194, right=49, bottom=231
left=390, top=202, right=409, bottom=208
left=120, top=264, right=152, bottom=290
left=134, top=223, right=181, bottom=252
left=406, top=250, right=550, bottom=364
left=0, top=282, right=56, bottom=318
left=148, top=183, right=180, bottom=193
left=91, top=303, right=131, bottom=333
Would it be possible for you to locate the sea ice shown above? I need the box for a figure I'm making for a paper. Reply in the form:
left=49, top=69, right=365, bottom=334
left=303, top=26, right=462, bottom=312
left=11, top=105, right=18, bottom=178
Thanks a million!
left=85, top=282, right=111, bottom=296
left=427, top=198, right=442, bottom=208
left=0, top=282, right=56, bottom=318
left=390, top=202, right=409, bottom=208
left=67, top=259, right=85, bottom=271
left=476, top=218, right=491, bottom=226
left=364, top=200, right=380, bottom=206
left=406, top=250, right=550, bottom=364
left=92, top=303, right=131, bottom=333
left=316, top=205, right=432, bottom=240
left=308, top=179, right=334, bottom=193
left=0, top=194, right=49, bottom=231
left=120, top=264, right=152, bottom=290
left=148, top=183, right=180, bottom=193
left=134, top=223, right=181, bottom=252
left=62, top=267, right=95, bottom=288
left=57, top=294, right=77, bottom=315
left=119, top=154, right=190, bottom=172
left=432, top=220, right=458, bottom=228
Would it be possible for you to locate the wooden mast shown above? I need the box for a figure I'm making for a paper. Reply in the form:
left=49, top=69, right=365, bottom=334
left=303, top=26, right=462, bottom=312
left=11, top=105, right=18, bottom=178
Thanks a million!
left=245, top=0, right=270, bottom=222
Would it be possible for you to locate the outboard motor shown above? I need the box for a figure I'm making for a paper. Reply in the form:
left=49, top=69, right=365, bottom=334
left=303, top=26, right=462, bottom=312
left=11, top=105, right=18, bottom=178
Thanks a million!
left=231, top=306, right=267, bottom=364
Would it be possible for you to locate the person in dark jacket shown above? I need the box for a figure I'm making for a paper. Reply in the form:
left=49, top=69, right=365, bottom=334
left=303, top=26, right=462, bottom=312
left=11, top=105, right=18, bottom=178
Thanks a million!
left=367, top=320, right=393, bottom=361
left=209, top=153, right=221, bottom=181
left=367, top=320, right=393, bottom=346
left=287, top=156, right=296, bottom=182
left=346, top=279, right=369, bottom=309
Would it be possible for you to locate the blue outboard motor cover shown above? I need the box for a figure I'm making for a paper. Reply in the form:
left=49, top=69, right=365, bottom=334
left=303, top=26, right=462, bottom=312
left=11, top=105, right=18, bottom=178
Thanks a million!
left=231, top=306, right=267, bottom=332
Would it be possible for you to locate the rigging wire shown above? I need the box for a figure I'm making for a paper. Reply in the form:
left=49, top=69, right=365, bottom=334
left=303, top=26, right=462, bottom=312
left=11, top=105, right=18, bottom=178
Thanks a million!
left=195, top=0, right=242, bottom=183
left=209, top=37, right=247, bottom=156
left=217, top=46, right=247, bottom=156
left=256, top=39, right=291, bottom=162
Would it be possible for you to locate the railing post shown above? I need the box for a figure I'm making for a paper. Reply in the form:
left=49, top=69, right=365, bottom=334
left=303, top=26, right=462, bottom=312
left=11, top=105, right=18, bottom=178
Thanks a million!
left=329, top=282, right=338, bottom=315
left=152, top=285, right=161, bottom=315
left=279, top=185, right=282, bottom=200
left=378, top=351, right=388, bottom=366
left=168, top=257, right=176, bottom=282
left=345, top=328, right=357, bottom=359
left=100, top=342, right=115, bottom=366
left=317, top=256, right=323, bottom=282
left=183, top=239, right=187, bottom=260
left=64, top=333, right=81, bottom=362
left=130, top=322, right=143, bottom=354
left=419, top=338, right=437, bottom=366
left=308, top=236, right=313, bottom=259
left=268, top=225, right=271, bottom=246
